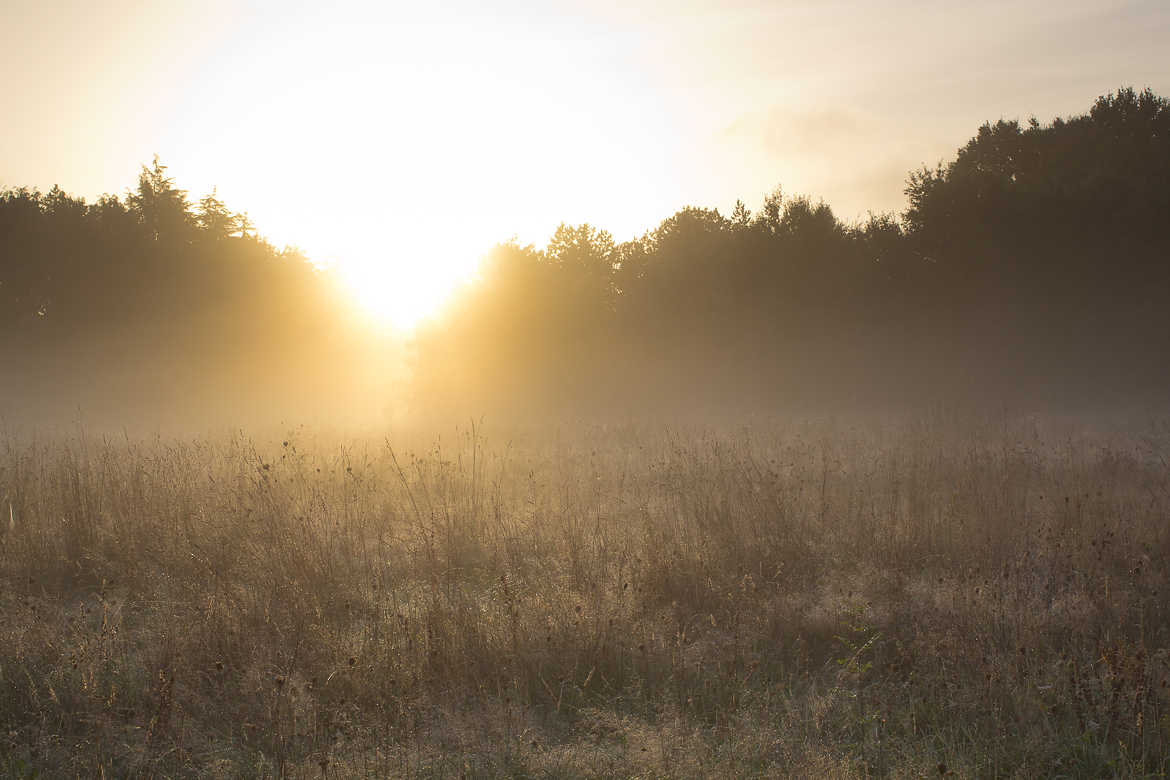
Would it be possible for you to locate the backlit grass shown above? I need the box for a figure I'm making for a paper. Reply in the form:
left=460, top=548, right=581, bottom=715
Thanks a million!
left=1, top=416, right=1168, bottom=777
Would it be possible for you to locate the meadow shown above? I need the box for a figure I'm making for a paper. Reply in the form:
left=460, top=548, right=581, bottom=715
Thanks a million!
left=1, top=414, right=1168, bottom=777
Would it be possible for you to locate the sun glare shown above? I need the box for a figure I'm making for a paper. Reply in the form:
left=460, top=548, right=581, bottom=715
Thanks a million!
left=339, top=250, right=472, bottom=332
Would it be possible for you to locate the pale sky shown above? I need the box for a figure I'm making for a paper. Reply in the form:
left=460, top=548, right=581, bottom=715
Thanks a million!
left=3, top=0, right=1167, bottom=325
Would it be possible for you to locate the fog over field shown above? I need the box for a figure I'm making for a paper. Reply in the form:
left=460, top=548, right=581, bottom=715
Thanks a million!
left=3, top=1, right=1170, bottom=774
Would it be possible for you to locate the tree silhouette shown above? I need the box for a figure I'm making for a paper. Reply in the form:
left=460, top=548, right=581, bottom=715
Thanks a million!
left=196, top=188, right=239, bottom=240
left=0, top=158, right=385, bottom=424
left=411, top=87, right=1170, bottom=414
left=3, top=87, right=1168, bottom=423
left=127, top=156, right=193, bottom=243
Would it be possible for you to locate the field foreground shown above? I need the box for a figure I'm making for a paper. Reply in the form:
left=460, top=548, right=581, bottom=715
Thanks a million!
left=1, top=416, right=1169, bottom=777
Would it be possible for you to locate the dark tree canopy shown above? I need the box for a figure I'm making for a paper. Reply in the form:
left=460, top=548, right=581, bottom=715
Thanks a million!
left=414, top=88, right=1170, bottom=416
left=3, top=87, right=1168, bottom=424
left=0, top=164, right=384, bottom=426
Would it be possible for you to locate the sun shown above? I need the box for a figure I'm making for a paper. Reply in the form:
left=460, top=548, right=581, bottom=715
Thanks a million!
left=338, top=249, right=474, bottom=332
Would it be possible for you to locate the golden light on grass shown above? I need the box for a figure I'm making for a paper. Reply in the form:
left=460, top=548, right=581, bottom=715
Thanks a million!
left=3, top=418, right=1167, bottom=774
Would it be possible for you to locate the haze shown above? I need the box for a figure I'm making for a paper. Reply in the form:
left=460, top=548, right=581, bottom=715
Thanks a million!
left=6, top=3, right=1170, bottom=775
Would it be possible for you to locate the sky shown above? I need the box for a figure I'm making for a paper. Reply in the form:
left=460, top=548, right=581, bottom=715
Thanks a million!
left=3, top=0, right=1168, bottom=325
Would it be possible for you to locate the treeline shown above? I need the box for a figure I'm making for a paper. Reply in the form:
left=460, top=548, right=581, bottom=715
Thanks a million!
left=414, top=87, right=1170, bottom=415
left=2, top=88, right=1168, bottom=424
left=0, top=159, right=385, bottom=426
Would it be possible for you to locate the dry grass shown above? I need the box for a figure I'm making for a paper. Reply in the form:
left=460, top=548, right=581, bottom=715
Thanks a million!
left=1, top=415, right=1169, bottom=777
